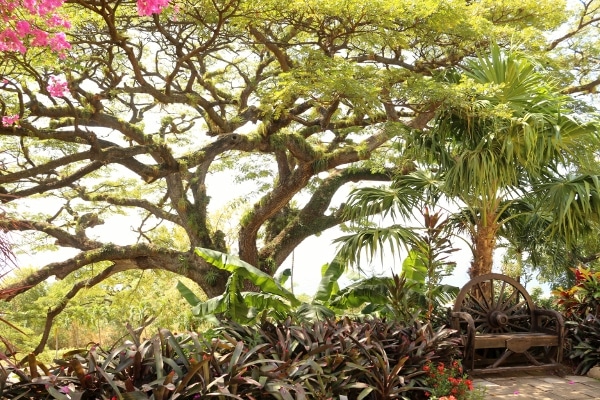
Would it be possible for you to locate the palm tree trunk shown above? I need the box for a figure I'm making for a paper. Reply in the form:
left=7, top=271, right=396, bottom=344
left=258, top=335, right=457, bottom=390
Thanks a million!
left=470, top=218, right=499, bottom=278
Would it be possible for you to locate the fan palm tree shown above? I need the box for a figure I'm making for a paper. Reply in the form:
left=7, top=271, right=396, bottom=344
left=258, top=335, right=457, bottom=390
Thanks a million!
left=337, top=44, right=600, bottom=279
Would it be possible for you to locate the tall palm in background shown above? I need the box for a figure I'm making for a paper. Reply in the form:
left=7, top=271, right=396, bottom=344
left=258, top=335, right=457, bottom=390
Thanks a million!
left=337, top=45, right=600, bottom=281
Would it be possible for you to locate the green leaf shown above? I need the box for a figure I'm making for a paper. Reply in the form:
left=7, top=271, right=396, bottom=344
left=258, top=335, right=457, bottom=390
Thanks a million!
left=195, top=248, right=300, bottom=306
left=190, top=296, right=227, bottom=318
left=152, top=336, right=164, bottom=379
left=240, top=291, right=294, bottom=316
left=328, top=276, right=390, bottom=309
left=314, top=258, right=346, bottom=302
left=47, top=386, right=70, bottom=400
left=401, top=250, right=427, bottom=284
left=96, top=365, right=123, bottom=400
left=176, top=280, right=202, bottom=306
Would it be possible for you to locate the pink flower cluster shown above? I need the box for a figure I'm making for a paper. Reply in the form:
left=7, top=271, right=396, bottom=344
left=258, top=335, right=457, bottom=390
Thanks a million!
left=2, top=115, right=19, bottom=127
left=136, top=0, right=170, bottom=16
left=47, top=75, right=68, bottom=97
left=1, top=0, right=170, bottom=55
left=0, top=0, right=71, bottom=55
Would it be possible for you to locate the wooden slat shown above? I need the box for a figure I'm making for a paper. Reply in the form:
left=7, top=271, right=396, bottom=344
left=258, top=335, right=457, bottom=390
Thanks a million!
left=473, top=333, right=558, bottom=349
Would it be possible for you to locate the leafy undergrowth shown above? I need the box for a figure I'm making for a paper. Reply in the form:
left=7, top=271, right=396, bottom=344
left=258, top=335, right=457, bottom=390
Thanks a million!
left=554, top=266, right=600, bottom=375
left=0, top=318, right=462, bottom=399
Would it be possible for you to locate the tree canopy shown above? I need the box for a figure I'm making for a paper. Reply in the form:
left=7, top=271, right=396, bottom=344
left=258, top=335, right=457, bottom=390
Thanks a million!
left=1, top=0, right=599, bottom=308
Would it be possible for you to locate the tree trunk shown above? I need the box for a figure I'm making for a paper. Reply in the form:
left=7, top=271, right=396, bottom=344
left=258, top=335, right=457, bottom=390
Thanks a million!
left=469, top=216, right=499, bottom=278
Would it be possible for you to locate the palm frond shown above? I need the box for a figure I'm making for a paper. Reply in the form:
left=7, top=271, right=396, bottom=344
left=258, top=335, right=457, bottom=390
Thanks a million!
left=534, top=174, right=600, bottom=244
left=333, top=225, right=417, bottom=268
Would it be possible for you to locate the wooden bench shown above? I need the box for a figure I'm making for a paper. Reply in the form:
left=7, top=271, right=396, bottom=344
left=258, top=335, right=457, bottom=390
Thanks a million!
left=451, top=273, right=565, bottom=374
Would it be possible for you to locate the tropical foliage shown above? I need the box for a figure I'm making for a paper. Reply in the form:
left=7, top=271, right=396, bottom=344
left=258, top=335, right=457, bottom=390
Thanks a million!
left=178, top=248, right=458, bottom=327
left=0, top=0, right=598, bottom=323
left=553, top=266, right=600, bottom=319
left=336, top=45, right=600, bottom=280
left=553, top=266, right=600, bottom=375
left=0, top=317, right=462, bottom=399
left=1, top=0, right=600, bottom=389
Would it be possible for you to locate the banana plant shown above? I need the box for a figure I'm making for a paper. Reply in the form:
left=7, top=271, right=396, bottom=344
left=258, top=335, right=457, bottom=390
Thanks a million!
left=177, top=248, right=301, bottom=324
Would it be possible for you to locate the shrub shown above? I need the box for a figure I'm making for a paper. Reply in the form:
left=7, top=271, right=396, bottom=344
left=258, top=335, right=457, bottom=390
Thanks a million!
left=0, top=317, right=461, bottom=399
left=553, top=266, right=600, bottom=375
left=553, top=266, right=600, bottom=319
left=421, top=360, right=473, bottom=399
left=567, top=315, right=600, bottom=375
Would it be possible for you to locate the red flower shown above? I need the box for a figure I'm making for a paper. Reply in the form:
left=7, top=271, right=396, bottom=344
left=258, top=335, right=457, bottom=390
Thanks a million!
left=422, top=360, right=473, bottom=400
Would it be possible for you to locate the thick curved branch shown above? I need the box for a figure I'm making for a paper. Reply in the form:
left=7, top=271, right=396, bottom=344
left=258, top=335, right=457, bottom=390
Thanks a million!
left=0, top=125, right=183, bottom=184
left=3, top=244, right=182, bottom=299
left=239, top=163, right=314, bottom=266
left=350, top=54, right=417, bottom=71
left=0, top=144, right=151, bottom=185
left=248, top=27, right=292, bottom=72
left=1, top=218, right=102, bottom=249
left=0, top=152, right=90, bottom=184
left=185, top=133, right=255, bottom=178
left=563, top=78, right=600, bottom=95
left=261, top=168, right=394, bottom=264
left=547, top=1, right=600, bottom=51
left=282, top=134, right=324, bottom=162
left=78, top=190, right=181, bottom=225
left=240, top=112, right=435, bottom=265
left=27, top=101, right=153, bottom=145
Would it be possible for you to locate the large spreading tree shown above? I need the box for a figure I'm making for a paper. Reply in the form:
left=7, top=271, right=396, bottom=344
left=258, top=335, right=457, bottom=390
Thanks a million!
left=0, top=0, right=599, bottom=313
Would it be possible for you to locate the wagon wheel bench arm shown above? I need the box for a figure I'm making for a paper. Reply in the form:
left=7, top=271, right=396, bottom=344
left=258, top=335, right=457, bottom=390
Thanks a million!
left=533, top=308, right=565, bottom=335
left=450, top=311, right=475, bottom=352
left=533, top=308, right=565, bottom=329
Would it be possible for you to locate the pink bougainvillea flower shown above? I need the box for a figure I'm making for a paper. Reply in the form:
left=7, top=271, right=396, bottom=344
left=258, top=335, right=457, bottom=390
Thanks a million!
left=48, top=32, right=70, bottom=52
left=0, top=29, right=27, bottom=53
left=0, top=0, right=69, bottom=55
left=30, top=29, right=49, bottom=47
left=23, top=0, right=64, bottom=15
left=1, top=0, right=167, bottom=57
left=15, top=20, right=31, bottom=37
left=48, top=14, right=71, bottom=29
left=47, top=75, right=68, bottom=97
left=136, top=0, right=170, bottom=16
left=2, top=115, right=20, bottom=127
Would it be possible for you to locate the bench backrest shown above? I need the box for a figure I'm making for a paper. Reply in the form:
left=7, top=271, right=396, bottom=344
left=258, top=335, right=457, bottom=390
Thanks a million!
left=453, top=273, right=537, bottom=334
